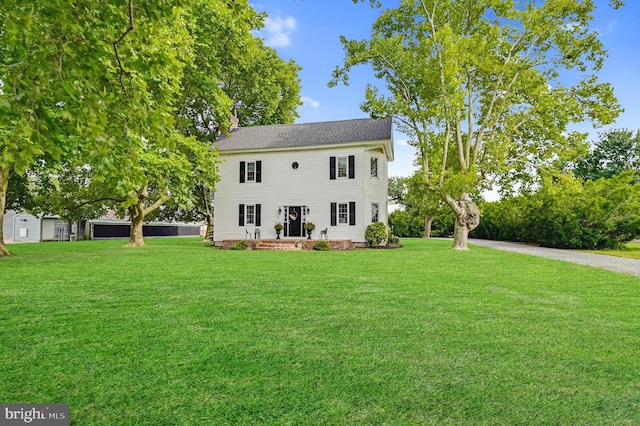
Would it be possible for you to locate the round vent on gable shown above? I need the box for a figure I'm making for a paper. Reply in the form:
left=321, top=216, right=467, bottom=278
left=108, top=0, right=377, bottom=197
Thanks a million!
left=292, top=161, right=299, bottom=170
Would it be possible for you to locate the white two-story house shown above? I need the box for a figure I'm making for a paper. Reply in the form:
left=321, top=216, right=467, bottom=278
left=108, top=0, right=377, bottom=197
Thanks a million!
left=212, top=117, right=393, bottom=244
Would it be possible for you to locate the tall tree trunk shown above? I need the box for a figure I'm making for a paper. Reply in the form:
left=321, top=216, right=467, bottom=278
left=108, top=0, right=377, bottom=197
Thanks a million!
left=204, top=212, right=214, bottom=242
left=197, top=185, right=214, bottom=242
left=444, top=193, right=480, bottom=250
left=125, top=204, right=146, bottom=247
left=423, top=216, right=433, bottom=238
left=123, top=185, right=170, bottom=248
left=0, top=166, right=13, bottom=257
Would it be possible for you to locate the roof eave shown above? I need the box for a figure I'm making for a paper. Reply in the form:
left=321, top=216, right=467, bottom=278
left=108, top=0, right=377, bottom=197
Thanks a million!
left=216, top=138, right=394, bottom=157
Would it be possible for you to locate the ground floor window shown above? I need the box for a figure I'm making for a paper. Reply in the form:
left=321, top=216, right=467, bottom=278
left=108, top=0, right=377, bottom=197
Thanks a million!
left=331, top=202, right=356, bottom=226
left=246, top=205, right=255, bottom=224
left=371, top=203, right=379, bottom=222
left=338, top=203, right=348, bottom=224
left=238, top=204, right=261, bottom=226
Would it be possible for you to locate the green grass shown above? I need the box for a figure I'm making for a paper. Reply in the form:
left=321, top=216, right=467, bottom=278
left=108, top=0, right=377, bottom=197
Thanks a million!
left=586, top=242, right=640, bottom=260
left=1, top=238, right=639, bottom=425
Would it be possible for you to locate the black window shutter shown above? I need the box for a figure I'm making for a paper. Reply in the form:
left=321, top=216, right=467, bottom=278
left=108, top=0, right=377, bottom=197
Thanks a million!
left=256, top=161, right=262, bottom=183
left=330, top=203, right=337, bottom=226
left=330, top=157, right=336, bottom=180
left=255, top=204, right=261, bottom=226
left=239, top=161, right=245, bottom=183
left=349, top=202, right=356, bottom=225
left=348, top=155, right=355, bottom=179
left=238, top=204, right=245, bottom=226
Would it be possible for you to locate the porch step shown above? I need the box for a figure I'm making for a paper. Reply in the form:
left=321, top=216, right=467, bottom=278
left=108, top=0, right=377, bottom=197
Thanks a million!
left=218, top=239, right=356, bottom=251
left=255, top=241, right=304, bottom=251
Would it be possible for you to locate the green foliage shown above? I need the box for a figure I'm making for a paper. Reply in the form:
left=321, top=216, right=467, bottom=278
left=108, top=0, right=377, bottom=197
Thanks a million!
left=431, top=213, right=455, bottom=238
left=158, top=0, right=301, bottom=228
left=304, top=222, right=316, bottom=231
left=334, top=0, right=624, bottom=248
left=1, top=0, right=301, bottom=250
left=229, top=240, right=249, bottom=250
left=365, top=222, right=388, bottom=247
left=388, top=173, right=456, bottom=238
left=387, top=176, right=408, bottom=203
left=312, top=240, right=331, bottom=251
left=573, top=129, right=640, bottom=182
left=473, top=172, right=640, bottom=249
left=388, top=210, right=423, bottom=237
left=387, top=230, right=399, bottom=245
left=473, top=197, right=535, bottom=243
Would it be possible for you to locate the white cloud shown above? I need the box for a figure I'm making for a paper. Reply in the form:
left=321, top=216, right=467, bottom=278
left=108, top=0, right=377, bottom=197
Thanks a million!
left=301, top=96, right=320, bottom=108
left=606, top=19, right=618, bottom=33
left=397, top=138, right=409, bottom=146
left=262, top=16, right=297, bottom=47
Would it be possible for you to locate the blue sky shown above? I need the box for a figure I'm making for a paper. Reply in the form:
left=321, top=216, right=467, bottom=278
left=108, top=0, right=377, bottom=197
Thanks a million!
left=253, top=0, right=640, bottom=178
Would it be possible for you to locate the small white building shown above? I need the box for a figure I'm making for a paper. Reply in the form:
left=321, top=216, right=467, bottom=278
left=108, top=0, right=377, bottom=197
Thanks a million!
left=212, top=117, right=394, bottom=244
left=2, top=210, right=72, bottom=243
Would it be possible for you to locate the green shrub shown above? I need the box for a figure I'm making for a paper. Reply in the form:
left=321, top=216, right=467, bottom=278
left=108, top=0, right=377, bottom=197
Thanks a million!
left=388, top=230, right=399, bottom=245
left=388, top=210, right=423, bottom=237
left=366, top=222, right=388, bottom=247
left=312, top=240, right=331, bottom=251
left=229, top=241, right=248, bottom=250
left=472, top=172, right=640, bottom=249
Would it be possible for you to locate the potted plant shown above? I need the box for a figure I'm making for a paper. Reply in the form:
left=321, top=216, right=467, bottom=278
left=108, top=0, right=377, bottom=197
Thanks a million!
left=304, top=222, right=315, bottom=239
left=274, top=223, right=283, bottom=239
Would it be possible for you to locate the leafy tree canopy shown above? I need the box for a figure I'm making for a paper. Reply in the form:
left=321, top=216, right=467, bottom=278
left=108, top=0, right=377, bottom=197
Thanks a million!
left=1, top=0, right=302, bottom=253
left=573, top=129, right=640, bottom=182
left=332, top=0, right=624, bottom=249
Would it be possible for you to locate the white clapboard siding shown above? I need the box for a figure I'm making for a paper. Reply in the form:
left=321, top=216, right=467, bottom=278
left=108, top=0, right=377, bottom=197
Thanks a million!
left=214, top=141, right=391, bottom=243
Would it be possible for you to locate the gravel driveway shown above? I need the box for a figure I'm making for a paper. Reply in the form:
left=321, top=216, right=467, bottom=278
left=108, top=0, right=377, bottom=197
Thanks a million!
left=468, top=238, right=640, bottom=278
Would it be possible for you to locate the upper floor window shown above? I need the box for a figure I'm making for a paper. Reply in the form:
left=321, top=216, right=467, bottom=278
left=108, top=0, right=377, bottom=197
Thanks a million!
left=247, top=162, right=255, bottom=181
left=240, top=161, right=261, bottom=183
left=330, top=156, right=355, bottom=180
left=338, top=157, right=348, bottom=178
left=370, top=157, right=378, bottom=178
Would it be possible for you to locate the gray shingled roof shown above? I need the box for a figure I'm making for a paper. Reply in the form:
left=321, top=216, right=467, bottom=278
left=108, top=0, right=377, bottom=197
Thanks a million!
left=213, top=117, right=392, bottom=151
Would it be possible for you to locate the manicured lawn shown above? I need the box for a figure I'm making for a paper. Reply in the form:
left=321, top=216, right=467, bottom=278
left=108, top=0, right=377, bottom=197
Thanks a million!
left=1, top=238, right=639, bottom=425
left=586, top=241, right=640, bottom=260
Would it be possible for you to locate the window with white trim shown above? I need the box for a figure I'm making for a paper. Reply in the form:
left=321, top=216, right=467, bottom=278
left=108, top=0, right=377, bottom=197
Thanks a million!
left=247, top=162, right=255, bottom=181
left=371, top=203, right=379, bottom=222
left=338, top=203, right=349, bottom=224
left=337, top=157, right=348, bottom=178
left=370, top=157, right=378, bottom=177
left=246, top=205, right=255, bottom=224
left=239, top=160, right=261, bottom=183
left=238, top=203, right=261, bottom=226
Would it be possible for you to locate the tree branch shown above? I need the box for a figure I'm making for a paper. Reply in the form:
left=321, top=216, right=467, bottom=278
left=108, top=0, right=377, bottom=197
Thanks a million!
left=112, top=0, right=135, bottom=94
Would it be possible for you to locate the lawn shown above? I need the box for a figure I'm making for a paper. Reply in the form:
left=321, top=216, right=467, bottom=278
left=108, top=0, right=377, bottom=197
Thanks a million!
left=1, top=238, right=639, bottom=425
left=586, top=241, right=640, bottom=260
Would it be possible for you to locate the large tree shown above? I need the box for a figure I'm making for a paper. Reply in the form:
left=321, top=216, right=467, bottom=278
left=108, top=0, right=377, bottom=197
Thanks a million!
left=574, top=129, right=640, bottom=182
left=332, top=0, right=623, bottom=249
left=17, top=1, right=300, bottom=246
left=159, top=1, right=302, bottom=241
left=27, top=2, right=218, bottom=248
left=0, top=0, right=154, bottom=256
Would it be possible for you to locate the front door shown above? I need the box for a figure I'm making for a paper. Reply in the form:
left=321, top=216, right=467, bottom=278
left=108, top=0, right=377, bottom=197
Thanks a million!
left=287, top=206, right=303, bottom=237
